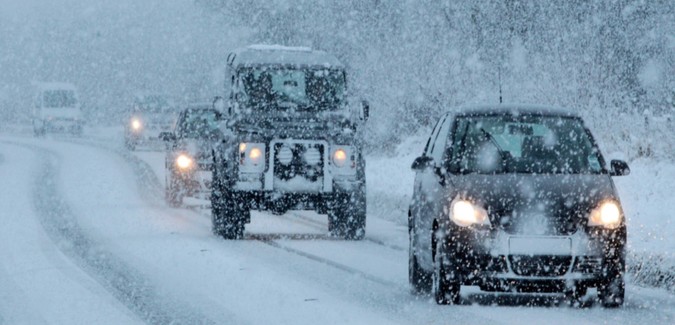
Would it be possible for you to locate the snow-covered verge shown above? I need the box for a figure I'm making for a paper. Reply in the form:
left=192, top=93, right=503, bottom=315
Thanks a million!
left=614, top=159, right=675, bottom=291
left=367, top=131, right=675, bottom=292
left=366, top=135, right=427, bottom=225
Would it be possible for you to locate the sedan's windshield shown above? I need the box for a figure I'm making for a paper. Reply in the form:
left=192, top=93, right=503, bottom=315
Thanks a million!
left=238, top=67, right=345, bottom=109
left=448, top=115, right=604, bottom=174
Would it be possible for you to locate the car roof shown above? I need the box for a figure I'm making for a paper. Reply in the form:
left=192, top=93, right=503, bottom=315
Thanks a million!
left=227, top=44, right=344, bottom=69
left=186, top=102, right=213, bottom=110
left=36, top=82, right=77, bottom=91
left=450, top=104, right=581, bottom=119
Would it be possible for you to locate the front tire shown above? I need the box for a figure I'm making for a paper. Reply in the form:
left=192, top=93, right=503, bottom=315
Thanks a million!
left=328, top=187, right=366, bottom=240
left=124, top=136, right=137, bottom=150
left=165, top=174, right=183, bottom=207
left=409, top=233, right=432, bottom=294
left=433, top=242, right=460, bottom=304
left=34, top=127, right=46, bottom=137
left=211, top=187, right=247, bottom=240
left=599, top=275, right=625, bottom=308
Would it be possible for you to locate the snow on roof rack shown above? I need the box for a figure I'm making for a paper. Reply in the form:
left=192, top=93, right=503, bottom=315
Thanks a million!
left=247, top=44, right=313, bottom=52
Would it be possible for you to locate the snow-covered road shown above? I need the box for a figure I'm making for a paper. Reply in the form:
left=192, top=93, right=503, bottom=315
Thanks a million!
left=1, top=134, right=673, bottom=324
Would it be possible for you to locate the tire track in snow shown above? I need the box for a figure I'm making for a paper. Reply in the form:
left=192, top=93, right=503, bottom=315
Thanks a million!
left=7, top=141, right=217, bottom=325
left=253, top=236, right=399, bottom=288
left=284, top=211, right=406, bottom=251
left=67, top=136, right=411, bottom=290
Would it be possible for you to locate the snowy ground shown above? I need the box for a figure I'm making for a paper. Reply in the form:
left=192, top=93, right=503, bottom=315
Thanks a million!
left=0, top=126, right=673, bottom=324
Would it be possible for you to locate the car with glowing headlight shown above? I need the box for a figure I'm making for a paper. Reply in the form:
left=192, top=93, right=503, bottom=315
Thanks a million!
left=408, top=105, right=629, bottom=307
left=124, top=94, right=177, bottom=150
left=210, top=45, right=369, bottom=240
left=160, top=104, right=224, bottom=207
left=32, top=82, right=84, bottom=136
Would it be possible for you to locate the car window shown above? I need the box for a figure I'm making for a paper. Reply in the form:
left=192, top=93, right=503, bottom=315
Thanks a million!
left=423, top=115, right=445, bottom=157
left=429, top=115, right=452, bottom=164
left=447, top=114, right=604, bottom=174
left=43, top=90, right=77, bottom=108
left=134, top=96, right=171, bottom=114
left=178, top=109, right=220, bottom=138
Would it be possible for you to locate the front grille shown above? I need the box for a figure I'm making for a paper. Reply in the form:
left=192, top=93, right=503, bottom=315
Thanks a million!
left=486, top=255, right=508, bottom=274
left=509, top=255, right=572, bottom=277
left=273, top=143, right=324, bottom=182
left=573, top=256, right=603, bottom=274
left=493, top=206, right=583, bottom=236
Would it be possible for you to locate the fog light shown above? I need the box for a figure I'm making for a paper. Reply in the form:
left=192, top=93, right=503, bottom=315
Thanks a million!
left=304, top=147, right=321, bottom=165
left=277, top=145, right=293, bottom=165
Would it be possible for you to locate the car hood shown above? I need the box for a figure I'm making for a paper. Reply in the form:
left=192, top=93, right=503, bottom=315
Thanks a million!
left=233, top=110, right=358, bottom=139
left=448, top=173, right=618, bottom=235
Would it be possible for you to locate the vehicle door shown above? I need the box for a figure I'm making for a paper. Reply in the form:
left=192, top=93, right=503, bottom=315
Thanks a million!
left=410, top=114, right=453, bottom=270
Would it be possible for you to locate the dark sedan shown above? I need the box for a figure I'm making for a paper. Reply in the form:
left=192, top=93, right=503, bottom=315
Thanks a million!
left=408, top=105, right=629, bottom=307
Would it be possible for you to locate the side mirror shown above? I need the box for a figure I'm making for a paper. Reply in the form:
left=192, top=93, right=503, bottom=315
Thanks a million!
left=213, top=96, right=225, bottom=112
left=411, top=156, right=433, bottom=171
left=610, top=159, right=630, bottom=176
left=360, top=100, right=370, bottom=121
left=159, top=131, right=176, bottom=142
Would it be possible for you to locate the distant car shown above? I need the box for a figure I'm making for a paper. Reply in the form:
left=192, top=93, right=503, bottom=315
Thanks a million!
left=32, top=82, right=83, bottom=136
left=161, top=104, right=224, bottom=207
left=124, top=94, right=177, bottom=150
left=408, top=105, right=629, bottom=307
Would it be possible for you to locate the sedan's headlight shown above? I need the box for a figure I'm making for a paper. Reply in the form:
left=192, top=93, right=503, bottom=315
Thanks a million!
left=449, top=199, right=489, bottom=227
left=175, top=154, right=194, bottom=170
left=131, top=118, right=142, bottom=131
left=588, top=200, right=622, bottom=229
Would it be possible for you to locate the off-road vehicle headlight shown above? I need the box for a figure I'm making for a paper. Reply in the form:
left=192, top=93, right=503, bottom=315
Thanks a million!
left=131, top=118, right=142, bottom=131
left=175, top=154, right=194, bottom=170
left=333, top=148, right=348, bottom=167
left=588, top=200, right=622, bottom=229
left=239, top=142, right=266, bottom=172
left=449, top=198, right=489, bottom=227
left=331, top=145, right=357, bottom=176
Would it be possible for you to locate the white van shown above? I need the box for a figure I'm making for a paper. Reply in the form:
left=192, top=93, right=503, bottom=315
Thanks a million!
left=32, top=82, right=83, bottom=136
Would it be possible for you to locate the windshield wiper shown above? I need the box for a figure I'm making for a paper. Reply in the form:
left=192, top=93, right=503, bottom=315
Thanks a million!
left=480, top=128, right=513, bottom=173
left=480, top=128, right=505, bottom=153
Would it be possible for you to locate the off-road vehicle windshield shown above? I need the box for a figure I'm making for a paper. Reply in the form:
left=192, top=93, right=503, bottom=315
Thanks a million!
left=448, top=115, right=604, bottom=174
left=44, top=90, right=76, bottom=108
left=134, top=96, right=171, bottom=114
left=238, top=67, right=345, bottom=110
left=179, top=109, right=221, bottom=138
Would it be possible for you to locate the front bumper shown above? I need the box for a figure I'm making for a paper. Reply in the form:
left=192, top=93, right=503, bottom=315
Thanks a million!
left=440, top=225, right=626, bottom=292
left=174, top=169, right=212, bottom=197
left=39, top=118, right=82, bottom=131
left=233, top=179, right=363, bottom=213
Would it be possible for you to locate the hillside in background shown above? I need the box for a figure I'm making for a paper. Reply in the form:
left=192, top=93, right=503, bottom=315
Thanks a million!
left=1, top=0, right=673, bottom=158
